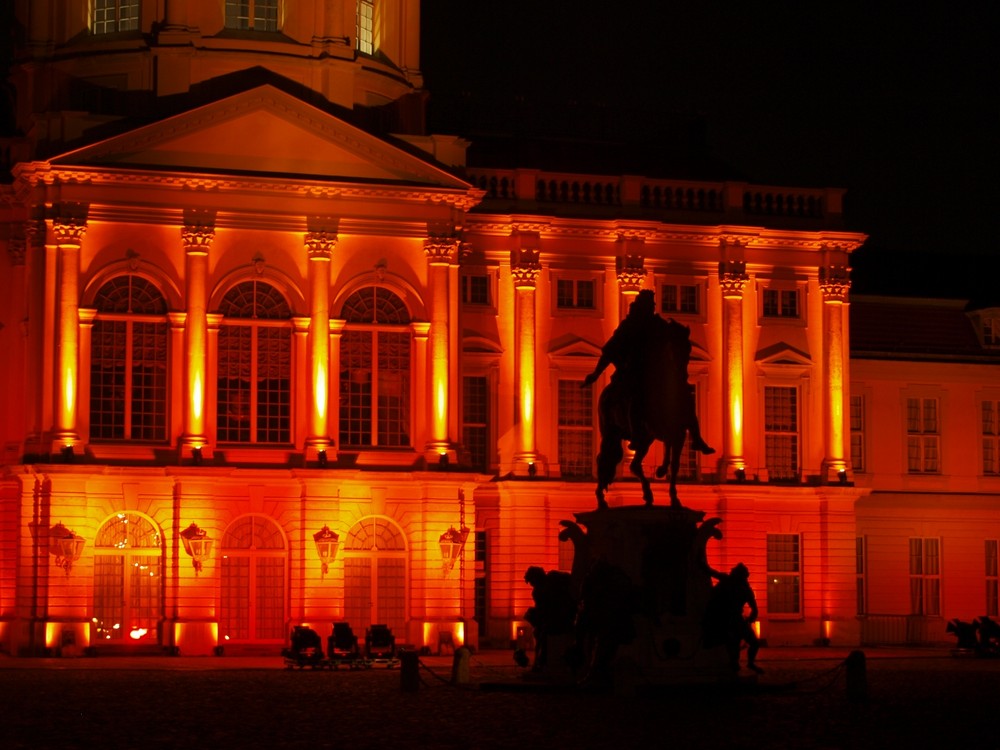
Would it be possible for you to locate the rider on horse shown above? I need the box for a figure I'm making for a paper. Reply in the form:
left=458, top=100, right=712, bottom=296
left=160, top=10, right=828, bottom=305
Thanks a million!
left=583, top=290, right=714, bottom=455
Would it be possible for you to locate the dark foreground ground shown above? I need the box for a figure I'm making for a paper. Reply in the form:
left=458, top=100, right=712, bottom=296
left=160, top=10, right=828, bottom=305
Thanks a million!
left=1, top=647, right=997, bottom=749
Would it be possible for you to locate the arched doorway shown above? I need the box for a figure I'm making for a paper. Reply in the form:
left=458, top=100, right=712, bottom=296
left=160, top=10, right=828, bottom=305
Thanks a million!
left=219, top=516, right=287, bottom=644
left=92, top=513, right=163, bottom=644
left=342, top=517, right=407, bottom=638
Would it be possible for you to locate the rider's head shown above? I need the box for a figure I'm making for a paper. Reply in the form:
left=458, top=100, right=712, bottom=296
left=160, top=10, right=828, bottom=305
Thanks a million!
left=629, top=290, right=656, bottom=318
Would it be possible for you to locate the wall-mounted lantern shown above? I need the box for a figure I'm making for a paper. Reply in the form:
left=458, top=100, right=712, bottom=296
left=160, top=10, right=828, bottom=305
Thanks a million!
left=313, top=525, right=340, bottom=575
left=439, top=526, right=469, bottom=576
left=180, top=523, right=213, bottom=574
left=50, top=523, right=85, bottom=575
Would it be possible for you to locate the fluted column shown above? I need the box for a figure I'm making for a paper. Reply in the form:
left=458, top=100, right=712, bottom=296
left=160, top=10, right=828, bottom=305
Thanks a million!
left=719, top=260, right=748, bottom=479
left=511, top=243, right=542, bottom=475
left=305, top=230, right=336, bottom=456
left=424, top=231, right=461, bottom=462
left=52, top=211, right=87, bottom=450
left=820, top=264, right=852, bottom=482
left=180, top=216, right=214, bottom=457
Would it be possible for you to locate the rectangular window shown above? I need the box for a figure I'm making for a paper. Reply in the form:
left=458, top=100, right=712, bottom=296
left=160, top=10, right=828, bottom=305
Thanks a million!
left=556, top=279, right=596, bottom=310
left=909, top=538, right=941, bottom=616
left=225, top=0, right=279, bottom=31
left=763, top=289, right=799, bottom=318
left=558, top=379, right=594, bottom=477
left=856, top=536, right=867, bottom=615
left=982, top=400, right=1000, bottom=475
left=661, top=283, right=700, bottom=315
left=357, top=0, right=374, bottom=54
left=850, top=394, right=866, bottom=473
left=906, top=397, right=940, bottom=473
left=461, top=274, right=490, bottom=306
left=767, top=534, right=801, bottom=614
left=93, top=0, right=139, bottom=33
left=462, top=376, right=489, bottom=471
left=987, top=540, right=999, bottom=618
left=984, top=318, right=1000, bottom=347
left=765, top=386, right=798, bottom=481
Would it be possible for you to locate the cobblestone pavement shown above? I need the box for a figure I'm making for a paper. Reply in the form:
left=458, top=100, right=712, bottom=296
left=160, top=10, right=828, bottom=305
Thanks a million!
left=1, top=648, right=997, bottom=749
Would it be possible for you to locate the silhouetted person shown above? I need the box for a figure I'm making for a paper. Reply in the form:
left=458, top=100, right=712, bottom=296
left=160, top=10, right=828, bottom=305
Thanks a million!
left=524, top=565, right=576, bottom=671
left=584, top=289, right=713, bottom=454
left=705, top=562, right=762, bottom=673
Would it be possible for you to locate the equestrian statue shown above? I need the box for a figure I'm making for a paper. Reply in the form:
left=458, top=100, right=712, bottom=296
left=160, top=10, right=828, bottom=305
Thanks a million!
left=583, top=290, right=714, bottom=509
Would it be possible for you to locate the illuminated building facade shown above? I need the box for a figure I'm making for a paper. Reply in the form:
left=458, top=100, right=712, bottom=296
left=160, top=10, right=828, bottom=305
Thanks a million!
left=0, top=2, right=996, bottom=656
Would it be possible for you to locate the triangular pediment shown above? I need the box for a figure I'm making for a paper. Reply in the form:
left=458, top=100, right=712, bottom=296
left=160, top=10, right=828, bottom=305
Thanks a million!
left=549, top=335, right=603, bottom=358
left=755, top=341, right=812, bottom=365
left=50, top=85, right=470, bottom=189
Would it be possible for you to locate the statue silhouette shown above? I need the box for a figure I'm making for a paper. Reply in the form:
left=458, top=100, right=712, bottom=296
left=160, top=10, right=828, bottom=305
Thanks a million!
left=584, top=290, right=714, bottom=508
left=703, top=562, right=763, bottom=674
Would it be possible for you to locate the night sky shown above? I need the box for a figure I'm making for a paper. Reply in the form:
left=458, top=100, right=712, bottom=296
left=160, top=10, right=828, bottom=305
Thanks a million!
left=421, top=3, right=999, bottom=301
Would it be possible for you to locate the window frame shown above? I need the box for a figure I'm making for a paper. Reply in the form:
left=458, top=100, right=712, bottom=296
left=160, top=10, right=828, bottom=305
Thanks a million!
left=850, top=393, right=866, bottom=474
left=905, top=396, right=940, bottom=474
left=92, top=0, right=140, bottom=34
left=225, top=0, right=280, bottom=32
left=659, top=281, right=703, bottom=318
left=357, top=0, right=374, bottom=54
left=982, top=398, right=1000, bottom=476
left=556, top=378, right=596, bottom=479
left=908, top=537, right=941, bottom=617
left=986, top=539, right=999, bottom=618
left=766, top=533, right=802, bottom=617
left=758, top=281, right=807, bottom=326
left=550, top=271, right=603, bottom=318
left=763, top=384, right=800, bottom=482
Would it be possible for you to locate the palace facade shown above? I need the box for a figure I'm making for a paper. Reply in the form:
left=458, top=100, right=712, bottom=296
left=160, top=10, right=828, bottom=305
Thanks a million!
left=1, top=1, right=997, bottom=657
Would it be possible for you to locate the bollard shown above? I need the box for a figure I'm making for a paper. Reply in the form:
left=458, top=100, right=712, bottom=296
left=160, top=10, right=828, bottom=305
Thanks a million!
left=451, top=645, right=471, bottom=685
left=399, top=649, right=419, bottom=692
left=845, top=649, right=867, bottom=703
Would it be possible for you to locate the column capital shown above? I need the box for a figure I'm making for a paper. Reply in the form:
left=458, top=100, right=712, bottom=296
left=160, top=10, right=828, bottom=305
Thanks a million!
left=424, top=236, right=461, bottom=266
left=7, top=235, right=26, bottom=266
left=718, top=260, right=749, bottom=299
left=510, top=248, right=541, bottom=289
left=616, top=253, right=647, bottom=294
left=181, top=223, right=215, bottom=256
left=305, top=230, right=338, bottom=261
left=52, top=216, right=87, bottom=248
left=819, top=265, right=852, bottom=302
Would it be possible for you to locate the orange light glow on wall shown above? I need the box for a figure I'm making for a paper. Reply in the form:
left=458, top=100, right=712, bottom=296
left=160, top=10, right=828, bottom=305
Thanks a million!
left=62, top=368, right=75, bottom=421
left=314, top=362, right=327, bottom=420
left=433, top=366, right=448, bottom=439
left=192, top=371, right=204, bottom=423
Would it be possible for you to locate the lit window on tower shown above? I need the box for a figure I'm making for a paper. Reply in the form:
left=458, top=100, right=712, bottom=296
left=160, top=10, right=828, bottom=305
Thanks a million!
left=225, top=0, right=279, bottom=31
left=357, top=0, right=374, bottom=54
left=93, top=0, right=139, bottom=33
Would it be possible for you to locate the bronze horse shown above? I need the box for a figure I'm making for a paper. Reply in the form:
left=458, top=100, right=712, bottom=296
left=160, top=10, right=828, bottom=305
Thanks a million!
left=595, top=319, right=692, bottom=509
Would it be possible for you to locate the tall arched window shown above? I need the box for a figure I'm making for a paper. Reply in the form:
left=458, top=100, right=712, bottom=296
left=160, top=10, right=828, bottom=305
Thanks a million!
left=339, top=287, right=412, bottom=448
left=90, top=275, right=169, bottom=442
left=343, top=517, right=407, bottom=636
left=92, top=513, right=162, bottom=644
left=217, top=280, right=293, bottom=444
left=219, top=516, right=287, bottom=643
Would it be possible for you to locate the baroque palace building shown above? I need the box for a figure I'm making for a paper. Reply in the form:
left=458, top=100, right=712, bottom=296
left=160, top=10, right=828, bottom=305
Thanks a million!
left=1, top=1, right=998, bottom=657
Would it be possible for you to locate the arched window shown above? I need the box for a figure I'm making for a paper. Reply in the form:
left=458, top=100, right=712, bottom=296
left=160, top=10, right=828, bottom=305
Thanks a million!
left=219, top=516, right=287, bottom=643
left=93, top=513, right=162, bottom=644
left=339, top=287, right=412, bottom=448
left=343, top=517, right=407, bottom=636
left=91, top=275, right=169, bottom=442
left=217, top=280, right=293, bottom=444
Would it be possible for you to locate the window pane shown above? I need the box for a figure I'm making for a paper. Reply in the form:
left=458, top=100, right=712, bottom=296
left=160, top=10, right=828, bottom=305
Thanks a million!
left=558, top=380, right=593, bottom=477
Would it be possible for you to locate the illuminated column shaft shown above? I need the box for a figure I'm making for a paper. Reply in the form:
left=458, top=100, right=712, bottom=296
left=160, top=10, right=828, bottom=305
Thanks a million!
left=53, top=217, right=86, bottom=442
left=425, top=237, right=459, bottom=454
left=511, top=246, right=541, bottom=470
left=306, top=232, right=335, bottom=448
left=821, top=267, right=851, bottom=480
left=329, top=319, right=346, bottom=452
left=181, top=222, right=213, bottom=448
left=720, top=264, right=748, bottom=476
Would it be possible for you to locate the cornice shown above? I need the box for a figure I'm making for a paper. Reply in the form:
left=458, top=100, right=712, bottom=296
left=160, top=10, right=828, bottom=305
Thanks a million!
left=14, top=164, right=484, bottom=211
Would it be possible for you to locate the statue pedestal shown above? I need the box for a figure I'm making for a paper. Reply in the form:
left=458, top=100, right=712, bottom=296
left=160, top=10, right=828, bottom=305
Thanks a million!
left=569, top=505, right=732, bottom=686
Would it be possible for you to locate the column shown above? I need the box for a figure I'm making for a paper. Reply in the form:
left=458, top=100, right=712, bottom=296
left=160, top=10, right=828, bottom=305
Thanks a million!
left=719, top=259, right=748, bottom=479
left=411, top=322, right=431, bottom=456
left=511, top=241, right=542, bottom=476
left=304, top=229, right=336, bottom=458
left=820, top=264, right=852, bottom=482
left=424, top=231, right=461, bottom=463
left=52, top=210, right=87, bottom=452
left=180, top=216, right=214, bottom=458
left=329, top=319, right=346, bottom=458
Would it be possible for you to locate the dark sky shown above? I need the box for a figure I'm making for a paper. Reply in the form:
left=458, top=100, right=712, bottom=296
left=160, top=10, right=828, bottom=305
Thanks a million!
left=421, top=3, right=999, bottom=300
